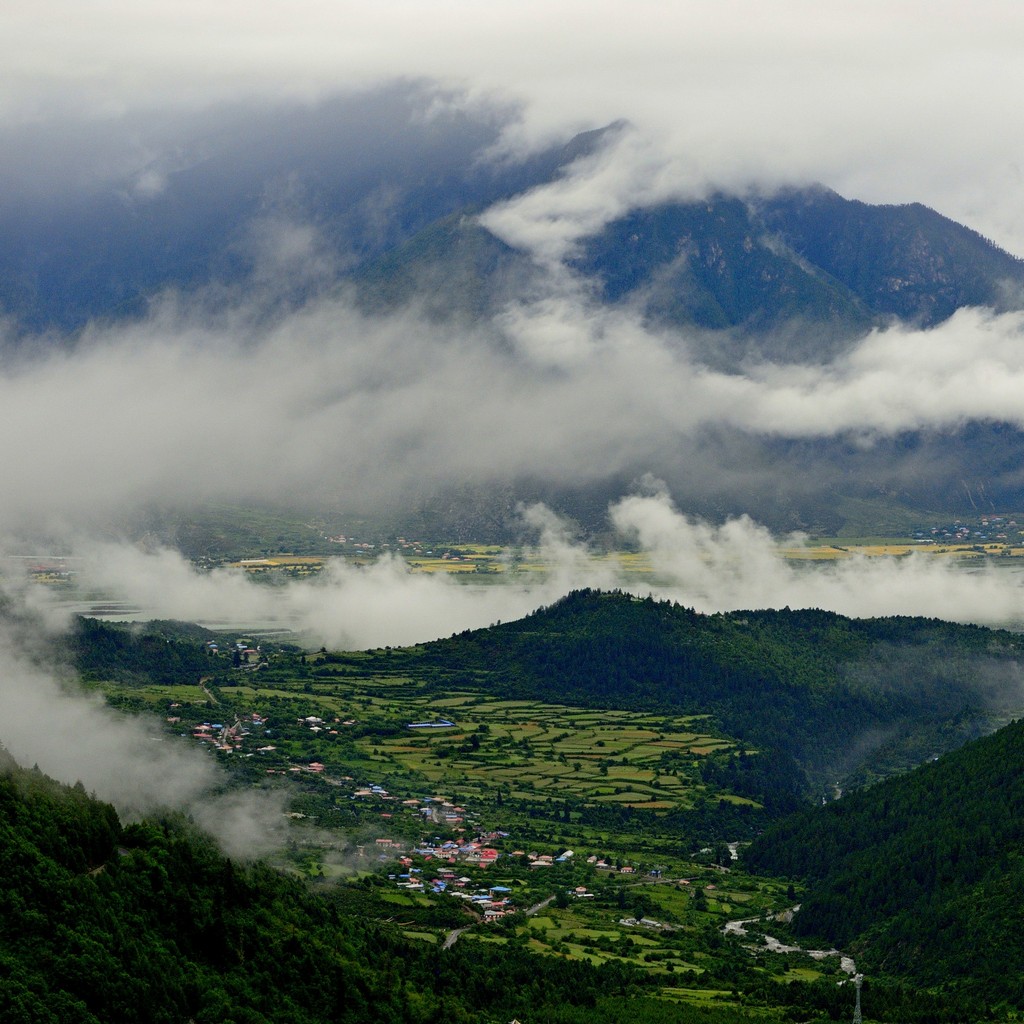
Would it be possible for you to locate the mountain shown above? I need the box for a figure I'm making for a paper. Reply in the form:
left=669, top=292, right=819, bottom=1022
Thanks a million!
left=4, top=92, right=1021, bottom=354
left=572, top=185, right=1024, bottom=341
left=743, top=714, right=1024, bottom=1009
left=757, top=185, right=1024, bottom=327
left=0, top=88, right=608, bottom=336
left=7, top=96, right=1024, bottom=538
left=353, top=184, right=1024, bottom=365
left=48, top=597, right=1024, bottom=1019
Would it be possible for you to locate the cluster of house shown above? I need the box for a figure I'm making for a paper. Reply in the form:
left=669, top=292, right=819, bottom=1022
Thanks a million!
left=202, top=638, right=262, bottom=665
left=299, top=715, right=351, bottom=735
left=924, top=516, right=1020, bottom=543
left=390, top=871, right=519, bottom=921
left=172, top=710, right=273, bottom=755
left=178, top=708, right=361, bottom=767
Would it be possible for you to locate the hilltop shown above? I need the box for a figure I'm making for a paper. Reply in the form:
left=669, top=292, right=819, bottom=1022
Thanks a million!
left=394, top=590, right=1024, bottom=796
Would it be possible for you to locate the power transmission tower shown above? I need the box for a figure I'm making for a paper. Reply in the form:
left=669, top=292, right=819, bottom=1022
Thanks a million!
left=852, top=973, right=863, bottom=1024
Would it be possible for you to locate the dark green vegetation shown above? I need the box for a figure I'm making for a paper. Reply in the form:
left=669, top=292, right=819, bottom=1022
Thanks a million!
left=68, top=617, right=215, bottom=686
left=0, top=749, right=693, bottom=1024
left=75, top=614, right=783, bottom=849
left=745, top=714, right=1024, bottom=1011
left=0, top=637, right=806, bottom=1023
left=375, top=590, right=1024, bottom=797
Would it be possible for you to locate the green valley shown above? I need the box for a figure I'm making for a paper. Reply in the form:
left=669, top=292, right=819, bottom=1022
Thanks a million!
left=31, top=592, right=1024, bottom=1020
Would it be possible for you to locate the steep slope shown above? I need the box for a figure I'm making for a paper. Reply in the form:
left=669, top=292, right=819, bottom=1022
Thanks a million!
left=351, top=214, right=540, bottom=322
left=569, top=187, right=1024, bottom=359
left=757, top=185, right=1024, bottom=326
left=743, top=716, right=1024, bottom=1007
left=570, top=195, right=873, bottom=348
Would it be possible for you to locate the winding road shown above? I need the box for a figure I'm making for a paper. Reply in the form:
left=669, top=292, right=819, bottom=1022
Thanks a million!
left=442, top=894, right=555, bottom=950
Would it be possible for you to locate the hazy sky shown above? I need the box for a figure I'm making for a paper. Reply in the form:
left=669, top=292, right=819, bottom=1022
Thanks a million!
left=5, top=2, right=1024, bottom=252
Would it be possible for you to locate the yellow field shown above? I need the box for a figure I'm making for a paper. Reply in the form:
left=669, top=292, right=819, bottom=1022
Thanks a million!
left=227, top=547, right=657, bottom=576
left=782, top=542, right=1024, bottom=561
left=226, top=539, right=1024, bottom=579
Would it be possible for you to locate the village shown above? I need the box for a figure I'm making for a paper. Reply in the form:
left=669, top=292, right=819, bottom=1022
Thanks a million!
left=164, top=688, right=729, bottom=935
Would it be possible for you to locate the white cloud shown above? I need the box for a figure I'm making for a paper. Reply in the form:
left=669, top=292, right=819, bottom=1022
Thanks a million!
left=0, top=291, right=1023, bottom=536
left=0, top=601, right=290, bottom=858
left=72, top=508, right=625, bottom=650
left=479, top=124, right=700, bottom=266
left=611, top=488, right=1024, bottom=626
left=710, top=308, right=1024, bottom=437
left=44, top=489, right=1024, bottom=657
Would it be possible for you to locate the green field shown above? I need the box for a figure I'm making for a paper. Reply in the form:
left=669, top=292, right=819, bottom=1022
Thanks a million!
left=108, top=663, right=746, bottom=816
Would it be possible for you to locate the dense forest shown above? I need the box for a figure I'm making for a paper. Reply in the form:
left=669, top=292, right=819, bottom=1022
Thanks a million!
left=67, top=617, right=216, bottom=686
left=744, top=715, right=1024, bottom=1007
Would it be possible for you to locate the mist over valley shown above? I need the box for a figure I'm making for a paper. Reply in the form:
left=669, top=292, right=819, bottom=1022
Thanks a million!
left=5, top=5, right=1024, bottom=1021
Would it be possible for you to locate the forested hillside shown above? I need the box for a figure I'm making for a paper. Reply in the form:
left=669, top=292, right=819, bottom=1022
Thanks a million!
left=396, top=590, right=1024, bottom=795
left=0, top=748, right=672, bottom=1024
left=743, top=716, right=1024, bottom=1006
left=65, top=593, right=1024, bottom=805
left=67, top=617, right=215, bottom=686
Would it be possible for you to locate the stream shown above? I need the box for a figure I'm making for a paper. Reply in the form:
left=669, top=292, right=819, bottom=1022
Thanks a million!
left=724, top=909, right=857, bottom=977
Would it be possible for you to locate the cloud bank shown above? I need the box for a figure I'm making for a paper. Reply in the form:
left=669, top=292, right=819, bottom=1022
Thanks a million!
left=0, top=286, right=1023, bottom=534
left=59, top=490, right=1024, bottom=654
left=0, top=599, right=290, bottom=858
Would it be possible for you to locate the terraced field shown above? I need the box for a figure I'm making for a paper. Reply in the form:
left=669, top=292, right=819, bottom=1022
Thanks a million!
left=369, top=695, right=736, bottom=811
left=101, top=654, right=751, bottom=815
